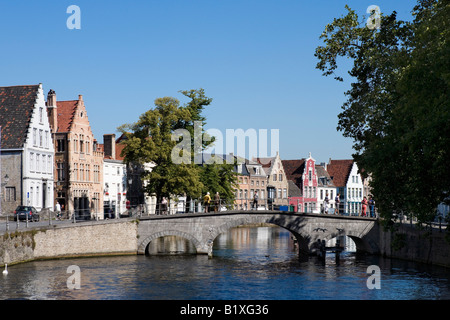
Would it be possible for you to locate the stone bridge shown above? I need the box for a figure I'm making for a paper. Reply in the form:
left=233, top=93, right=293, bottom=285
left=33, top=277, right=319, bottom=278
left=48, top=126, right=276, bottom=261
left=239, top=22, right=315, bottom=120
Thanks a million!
left=137, top=211, right=380, bottom=257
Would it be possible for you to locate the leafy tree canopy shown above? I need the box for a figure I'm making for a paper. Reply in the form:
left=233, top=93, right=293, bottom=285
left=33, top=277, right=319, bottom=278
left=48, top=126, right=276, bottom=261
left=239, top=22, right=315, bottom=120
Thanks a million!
left=118, top=89, right=237, bottom=204
left=315, top=0, right=449, bottom=226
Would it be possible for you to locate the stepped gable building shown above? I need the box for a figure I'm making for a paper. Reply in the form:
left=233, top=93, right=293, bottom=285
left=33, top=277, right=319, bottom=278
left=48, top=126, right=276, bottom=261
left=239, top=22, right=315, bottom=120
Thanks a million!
left=282, top=153, right=318, bottom=213
left=327, top=159, right=364, bottom=215
left=315, top=164, right=336, bottom=213
left=0, top=84, right=54, bottom=214
left=254, top=152, right=288, bottom=207
left=46, top=90, right=103, bottom=219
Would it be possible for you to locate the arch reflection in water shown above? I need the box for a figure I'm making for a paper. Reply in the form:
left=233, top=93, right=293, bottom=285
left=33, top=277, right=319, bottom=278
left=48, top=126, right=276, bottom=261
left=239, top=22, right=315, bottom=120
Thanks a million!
left=147, top=236, right=197, bottom=255
left=326, top=236, right=356, bottom=252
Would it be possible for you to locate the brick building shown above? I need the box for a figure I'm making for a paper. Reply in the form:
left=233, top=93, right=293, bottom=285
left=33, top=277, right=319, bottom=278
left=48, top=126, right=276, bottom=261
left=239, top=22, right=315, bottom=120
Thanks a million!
left=46, top=90, right=104, bottom=219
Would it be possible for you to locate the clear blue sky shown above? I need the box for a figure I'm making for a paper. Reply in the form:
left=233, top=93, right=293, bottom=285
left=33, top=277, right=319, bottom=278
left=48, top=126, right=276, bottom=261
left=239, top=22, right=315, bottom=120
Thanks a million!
left=0, top=0, right=416, bottom=163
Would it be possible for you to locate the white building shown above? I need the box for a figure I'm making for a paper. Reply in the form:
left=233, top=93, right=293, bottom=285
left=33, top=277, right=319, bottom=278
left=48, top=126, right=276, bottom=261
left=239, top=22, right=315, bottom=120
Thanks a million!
left=316, top=164, right=336, bottom=214
left=0, top=84, right=54, bottom=214
left=102, top=134, right=127, bottom=218
left=327, top=159, right=364, bottom=216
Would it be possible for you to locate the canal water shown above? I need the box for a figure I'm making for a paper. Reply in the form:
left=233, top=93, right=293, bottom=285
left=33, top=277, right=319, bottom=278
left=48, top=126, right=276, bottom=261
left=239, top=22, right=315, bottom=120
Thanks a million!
left=1, top=226, right=449, bottom=300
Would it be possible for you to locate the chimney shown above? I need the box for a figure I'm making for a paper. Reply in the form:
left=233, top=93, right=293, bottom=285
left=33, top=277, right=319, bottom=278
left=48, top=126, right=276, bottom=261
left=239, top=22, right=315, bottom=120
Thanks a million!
left=46, top=89, right=58, bottom=132
left=103, top=134, right=116, bottom=160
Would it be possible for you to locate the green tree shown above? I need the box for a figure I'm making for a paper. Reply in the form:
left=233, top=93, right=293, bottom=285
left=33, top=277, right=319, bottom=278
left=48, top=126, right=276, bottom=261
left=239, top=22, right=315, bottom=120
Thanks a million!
left=118, top=95, right=203, bottom=204
left=315, top=0, right=449, bottom=227
left=199, top=160, right=238, bottom=206
left=118, top=89, right=238, bottom=208
left=175, top=89, right=237, bottom=206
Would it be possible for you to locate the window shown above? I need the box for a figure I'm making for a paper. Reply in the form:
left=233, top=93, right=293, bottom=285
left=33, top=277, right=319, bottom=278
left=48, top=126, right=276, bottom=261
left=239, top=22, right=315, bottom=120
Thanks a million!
left=283, top=188, right=287, bottom=199
left=74, top=139, right=78, bottom=152
left=278, top=188, right=282, bottom=199
left=86, top=164, right=90, bottom=181
left=80, top=135, right=84, bottom=153
left=273, top=174, right=277, bottom=182
left=39, top=129, right=43, bottom=147
left=57, top=163, right=65, bottom=181
left=30, top=153, right=34, bottom=171
left=57, top=139, right=65, bottom=152
left=309, top=169, right=312, bottom=181
left=29, top=187, right=33, bottom=206
left=5, top=187, right=16, bottom=201
left=47, top=156, right=52, bottom=173
left=80, top=164, right=84, bottom=181
left=45, top=131, right=49, bottom=148
left=36, top=186, right=40, bottom=207
left=73, top=163, right=78, bottom=181
left=33, top=128, right=37, bottom=146
left=94, top=165, right=100, bottom=183
left=279, top=174, right=283, bottom=181
left=36, top=154, right=40, bottom=172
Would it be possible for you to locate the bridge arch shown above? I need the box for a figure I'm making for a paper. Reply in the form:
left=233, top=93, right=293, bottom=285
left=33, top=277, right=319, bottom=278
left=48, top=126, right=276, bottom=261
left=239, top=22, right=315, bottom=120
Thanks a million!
left=206, top=216, right=311, bottom=256
left=138, top=230, right=202, bottom=255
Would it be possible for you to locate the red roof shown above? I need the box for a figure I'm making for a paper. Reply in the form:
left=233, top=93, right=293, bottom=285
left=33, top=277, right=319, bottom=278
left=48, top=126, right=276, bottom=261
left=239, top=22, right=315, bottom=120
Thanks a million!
left=56, top=100, right=78, bottom=133
left=254, top=157, right=274, bottom=168
left=282, top=159, right=305, bottom=186
left=327, top=159, right=354, bottom=187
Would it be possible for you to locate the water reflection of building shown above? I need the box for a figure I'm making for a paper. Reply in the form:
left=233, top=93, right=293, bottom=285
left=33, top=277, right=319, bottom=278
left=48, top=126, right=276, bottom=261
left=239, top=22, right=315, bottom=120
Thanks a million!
left=326, top=236, right=356, bottom=252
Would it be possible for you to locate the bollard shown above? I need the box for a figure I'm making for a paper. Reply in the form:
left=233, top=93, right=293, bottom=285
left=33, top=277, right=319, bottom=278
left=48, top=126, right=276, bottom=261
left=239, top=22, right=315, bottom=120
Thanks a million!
left=26, top=212, right=29, bottom=228
left=5, top=214, right=9, bottom=231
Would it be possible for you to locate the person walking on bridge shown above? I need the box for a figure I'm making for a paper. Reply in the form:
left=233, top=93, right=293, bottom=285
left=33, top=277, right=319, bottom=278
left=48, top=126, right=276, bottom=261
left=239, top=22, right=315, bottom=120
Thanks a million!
left=214, top=192, right=220, bottom=212
left=203, top=192, right=211, bottom=213
left=361, top=196, right=368, bottom=217
left=252, top=192, right=259, bottom=210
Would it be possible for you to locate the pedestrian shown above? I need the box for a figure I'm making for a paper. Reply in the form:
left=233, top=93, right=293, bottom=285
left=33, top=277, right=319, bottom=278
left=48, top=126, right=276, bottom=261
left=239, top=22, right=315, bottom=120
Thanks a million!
left=161, top=197, right=168, bottom=215
left=334, top=193, right=340, bottom=215
left=369, top=195, right=375, bottom=218
left=203, top=192, right=211, bottom=213
left=214, top=192, right=220, bottom=212
left=55, top=201, right=61, bottom=220
left=252, top=192, right=259, bottom=210
left=361, top=196, right=368, bottom=217
left=324, top=193, right=329, bottom=214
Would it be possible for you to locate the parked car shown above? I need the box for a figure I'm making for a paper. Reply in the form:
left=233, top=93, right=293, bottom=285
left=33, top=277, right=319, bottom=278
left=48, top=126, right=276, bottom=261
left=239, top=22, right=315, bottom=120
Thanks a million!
left=14, top=206, right=40, bottom=222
